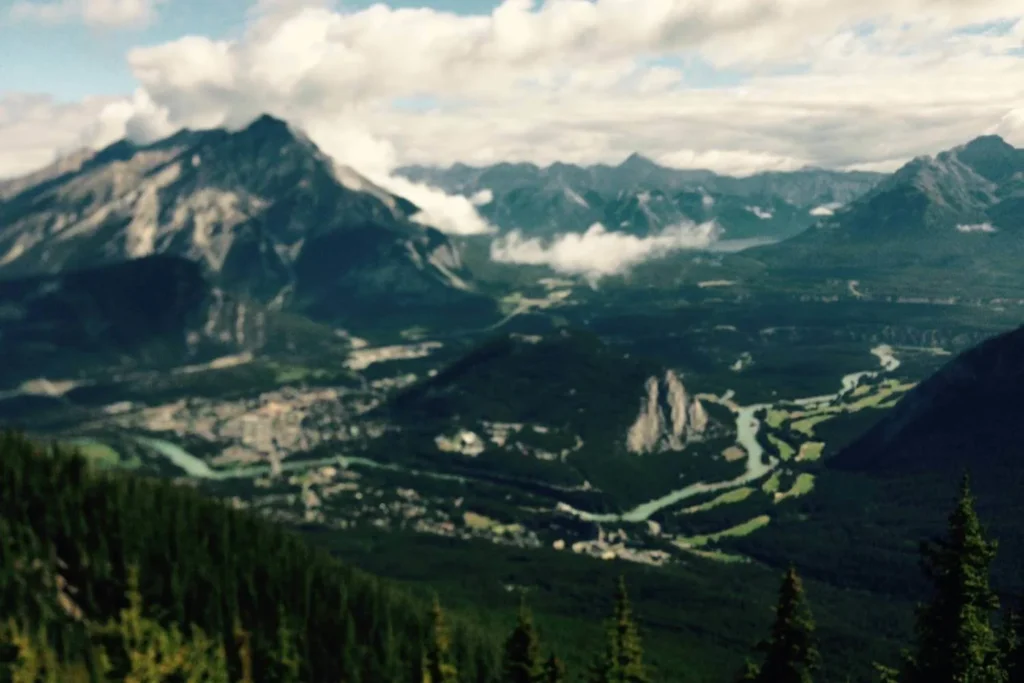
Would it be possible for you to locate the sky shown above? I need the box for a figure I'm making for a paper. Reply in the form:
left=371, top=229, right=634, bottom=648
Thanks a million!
left=1, top=0, right=1023, bottom=182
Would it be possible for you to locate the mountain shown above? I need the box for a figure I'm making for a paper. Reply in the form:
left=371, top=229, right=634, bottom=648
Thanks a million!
left=751, top=135, right=1024, bottom=278
left=730, top=323, right=1024, bottom=598
left=0, top=430, right=507, bottom=682
left=397, top=156, right=884, bottom=242
left=0, top=255, right=350, bottom=389
left=830, top=321, right=1024, bottom=477
left=370, top=330, right=732, bottom=509
left=0, top=114, right=496, bottom=331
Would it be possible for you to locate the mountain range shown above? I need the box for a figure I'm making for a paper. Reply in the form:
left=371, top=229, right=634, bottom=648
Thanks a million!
left=0, top=114, right=494, bottom=332
left=750, top=135, right=1024, bottom=278
left=3, top=110, right=1024, bottom=683
left=398, top=155, right=884, bottom=242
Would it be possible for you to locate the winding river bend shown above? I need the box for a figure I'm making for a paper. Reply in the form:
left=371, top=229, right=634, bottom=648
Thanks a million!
left=558, top=344, right=901, bottom=523
left=127, top=345, right=900, bottom=523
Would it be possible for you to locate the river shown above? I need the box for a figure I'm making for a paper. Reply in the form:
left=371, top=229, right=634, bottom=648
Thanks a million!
left=134, top=436, right=466, bottom=483
left=557, top=345, right=901, bottom=523
left=132, top=345, right=898, bottom=523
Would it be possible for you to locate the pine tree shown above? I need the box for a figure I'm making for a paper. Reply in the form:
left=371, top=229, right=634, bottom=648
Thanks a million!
left=271, top=607, right=302, bottom=683
left=901, top=474, right=1006, bottom=683
left=502, top=599, right=543, bottom=683
left=588, top=576, right=649, bottom=683
left=543, top=654, right=566, bottom=683
left=751, top=566, right=820, bottom=683
left=1005, top=607, right=1023, bottom=683
left=733, top=659, right=760, bottom=682
left=424, top=595, right=458, bottom=683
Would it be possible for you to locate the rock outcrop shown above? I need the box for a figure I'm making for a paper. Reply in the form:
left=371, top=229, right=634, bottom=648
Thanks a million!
left=626, top=370, right=707, bottom=454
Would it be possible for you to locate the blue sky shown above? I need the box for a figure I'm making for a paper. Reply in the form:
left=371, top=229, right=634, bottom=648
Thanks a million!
left=0, top=0, right=507, bottom=100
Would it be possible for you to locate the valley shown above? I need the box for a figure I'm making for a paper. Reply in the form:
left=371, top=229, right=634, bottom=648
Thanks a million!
left=2, top=289, right=976, bottom=573
left=3, top=117, right=1024, bottom=681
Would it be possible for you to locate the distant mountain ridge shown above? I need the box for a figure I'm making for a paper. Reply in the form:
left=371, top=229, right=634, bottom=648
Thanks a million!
left=397, top=155, right=885, bottom=242
left=0, top=114, right=495, bottom=330
left=751, top=134, right=1024, bottom=273
left=398, top=155, right=884, bottom=205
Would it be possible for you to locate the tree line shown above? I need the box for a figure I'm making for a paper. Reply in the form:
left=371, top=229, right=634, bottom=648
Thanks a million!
left=1, top=430, right=1022, bottom=682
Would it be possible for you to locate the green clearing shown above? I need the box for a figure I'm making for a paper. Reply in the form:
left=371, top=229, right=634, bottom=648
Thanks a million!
left=677, top=515, right=772, bottom=548
left=796, top=442, right=824, bottom=462
left=775, top=473, right=816, bottom=503
left=762, top=472, right=782, bottom=494
left=792, top=414, right=834, bottom=436
left=679, top=486, right=754, bottom=514
left=64, top=439, right=121, bottom=468
left=767, top=433, right=795, bottom=460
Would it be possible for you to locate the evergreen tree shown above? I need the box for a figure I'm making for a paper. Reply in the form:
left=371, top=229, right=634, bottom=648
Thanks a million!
left=1005, top=607, right=1023, bottom=683
left=271, top=607, right=302, bottom=683
left=424, top=595, right=458, bottom=683
left=502, top=599, right=543, bottom=683
left=733, top=659, right=760, bottom=682
left=900, top=474, right=1006, bottom=683
left=543, top=654, right=566, bottom=683
left=588, top=576, right=649, bottom=683
left=751, top=566, right=820, bottom=683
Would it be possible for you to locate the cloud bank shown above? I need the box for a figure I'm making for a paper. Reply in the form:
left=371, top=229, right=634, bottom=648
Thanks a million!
left=490, top=221, right=722, bottom=280
left=2, top=0, right=1023, bottom=240
left=10, top=0, right=165, bottom=28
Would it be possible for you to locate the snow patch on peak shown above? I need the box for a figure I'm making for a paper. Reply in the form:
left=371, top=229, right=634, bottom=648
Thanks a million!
left=563, top=186, right=589, bottom=208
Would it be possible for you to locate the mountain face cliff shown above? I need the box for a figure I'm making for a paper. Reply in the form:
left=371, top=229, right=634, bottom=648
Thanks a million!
left=626, top=370, right=708, bottom=454
left=0, top=115, right=494, bottom=329
left=751, top=135, right=1024, bottom=271
left=0, top=256, right=350, bottom=388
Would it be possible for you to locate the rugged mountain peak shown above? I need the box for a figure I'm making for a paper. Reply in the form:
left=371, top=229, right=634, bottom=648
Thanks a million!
left=618, top=152, right=659, bottom=170
left=626, top=370, right=707, bottom=454
left=951, top=134, right=1024, bottom=183
left=0, top=115, right=489, bottom=329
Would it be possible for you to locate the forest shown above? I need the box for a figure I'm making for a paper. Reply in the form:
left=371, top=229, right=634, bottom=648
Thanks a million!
left=1, top=430, right=1022, bottom=682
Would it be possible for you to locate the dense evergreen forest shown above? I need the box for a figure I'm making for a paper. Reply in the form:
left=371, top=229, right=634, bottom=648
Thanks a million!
left=1, top=431, right=1022, bottom=682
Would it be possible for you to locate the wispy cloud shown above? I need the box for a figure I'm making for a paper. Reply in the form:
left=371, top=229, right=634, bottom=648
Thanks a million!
left=489, top=221, right=722, bottom=280
left=9, top=0, right=166, bottom=28
left=2, top=0, right=1023, bottom=213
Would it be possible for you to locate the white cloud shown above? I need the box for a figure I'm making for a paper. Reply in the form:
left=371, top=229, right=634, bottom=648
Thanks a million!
left=9, top=0, right=166, bottom=28
left=809, top=202, right=844, bottom=216
left=2, top=0, right=1024, bottom=236
left=490, top=221, right=722, bottom=280
left=0, top=94, right=120, bottom=178
left=470, top=189, right=494, bottom=206
left=956, top=222, right=997, bottom=233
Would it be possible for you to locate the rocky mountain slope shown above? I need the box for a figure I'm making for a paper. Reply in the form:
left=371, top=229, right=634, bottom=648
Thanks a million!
left=398, top=155, right=884, bottom=241
left=626, top=370, right=708, bottom=454
left=751, top=135, right=1024, bottom=271
left=0, top=255, right=349, bottom=388
left=0, top=115, right=495, bottom=330
left=731, top=323, right=1024, bottom=597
